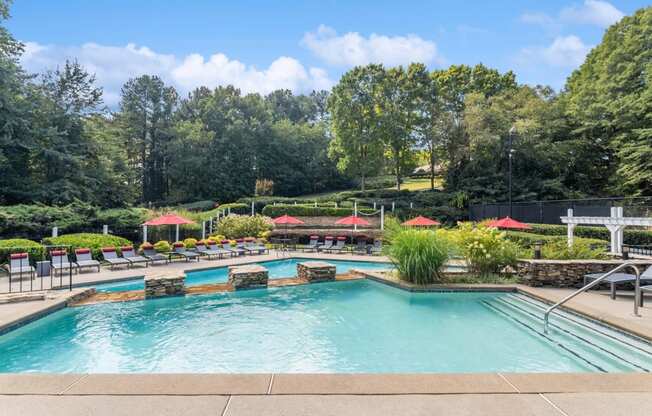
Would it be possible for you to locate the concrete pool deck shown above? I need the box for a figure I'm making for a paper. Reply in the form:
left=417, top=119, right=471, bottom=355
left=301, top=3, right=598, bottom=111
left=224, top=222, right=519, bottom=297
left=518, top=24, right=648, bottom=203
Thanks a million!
left=0, top=373, right=651, bottom=415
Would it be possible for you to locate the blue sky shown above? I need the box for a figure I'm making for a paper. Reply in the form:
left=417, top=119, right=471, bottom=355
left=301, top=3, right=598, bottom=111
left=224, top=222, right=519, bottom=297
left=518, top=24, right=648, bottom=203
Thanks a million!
left=7, top=0, right=649, bottom=105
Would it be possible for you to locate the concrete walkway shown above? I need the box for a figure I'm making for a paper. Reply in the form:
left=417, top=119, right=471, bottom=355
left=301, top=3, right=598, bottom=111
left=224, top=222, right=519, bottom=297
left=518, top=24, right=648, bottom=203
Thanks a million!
left=0, top=373, right=650, bottom=415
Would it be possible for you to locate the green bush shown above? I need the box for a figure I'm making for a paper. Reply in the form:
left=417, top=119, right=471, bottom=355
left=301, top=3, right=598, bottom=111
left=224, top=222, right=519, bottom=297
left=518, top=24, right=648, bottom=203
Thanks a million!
left=92, top=208, right=148, bottom=231
left=214, top=203, right=250, bottom=215
left=0, top=203, right=90, bottom=239
left=444, top=223, right=519, bottom=276
left=0, top=239, right=46, bottom=264
left=262, top=204, right=375, bottom=217
left=386, top=228, right=453, bottom=284
left=523, top=223, right=652, bottom=246
left=215, top=214, right=274, bottom=239
left=153, top=240, right=171, bottom=253
left=183, top=238, right=198, bottom=248
left=541, top=239, right=608, bottom=260
left=42, top=233, right=132, bottom=260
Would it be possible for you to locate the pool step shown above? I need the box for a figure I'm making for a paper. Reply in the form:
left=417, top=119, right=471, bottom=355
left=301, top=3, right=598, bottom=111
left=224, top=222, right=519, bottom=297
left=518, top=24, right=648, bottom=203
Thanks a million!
left=481, top=296, right=652, bottom=372
left=495, top=296, right=652, bottom=372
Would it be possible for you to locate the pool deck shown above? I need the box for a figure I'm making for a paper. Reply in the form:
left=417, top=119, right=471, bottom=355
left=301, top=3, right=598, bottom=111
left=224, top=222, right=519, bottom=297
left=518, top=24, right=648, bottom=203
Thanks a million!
left=1, top=253, right=652, bottom=414
left=0, top=373, right=651, bottom=415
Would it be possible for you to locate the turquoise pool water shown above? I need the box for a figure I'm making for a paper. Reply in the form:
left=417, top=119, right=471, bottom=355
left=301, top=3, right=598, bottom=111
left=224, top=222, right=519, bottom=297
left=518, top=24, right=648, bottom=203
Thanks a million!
left=0, top=279, right=649, bottom=373
left=92, top=258, right=394, bottom=292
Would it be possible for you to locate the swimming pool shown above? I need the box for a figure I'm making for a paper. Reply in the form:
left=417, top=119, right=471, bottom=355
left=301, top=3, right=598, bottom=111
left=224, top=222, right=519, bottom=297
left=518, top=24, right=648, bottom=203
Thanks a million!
left=0, top=279, right=649, bottom=373
left=92, top=258, right=395, bottom=292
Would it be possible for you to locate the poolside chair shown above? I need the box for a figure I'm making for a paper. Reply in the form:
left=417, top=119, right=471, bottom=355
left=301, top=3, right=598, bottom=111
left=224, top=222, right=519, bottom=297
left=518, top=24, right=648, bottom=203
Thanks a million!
left=244, top=237, right=268, bottom=255
left=206, top=240, right=233, bottom=258
left=50, top=249, right=77, bottom=277
left=74, top=248, right=101, bottom=272
left=101, top=247, right=131, bottom=270
left=326, top=236, right=347, bottom=253
left=302, top=235, right=320, bottom=252
left=121, top=246, right=150, bottom=268
left=4, top=252, right=35, bottom=280
left=195, top=241, right=224, bottom=260
left=172, top=243, right=200, bottom=262
left=318, top=236, right=334, bottom=252
left=352, top=237, right=370, bottom=255
left=370, top=239, right=383, bottom=256
left=584, top=266, right=652, bottom=300
left=227, top=240, right=247, bottom=256
left=141, top=244, right=169, bottom=265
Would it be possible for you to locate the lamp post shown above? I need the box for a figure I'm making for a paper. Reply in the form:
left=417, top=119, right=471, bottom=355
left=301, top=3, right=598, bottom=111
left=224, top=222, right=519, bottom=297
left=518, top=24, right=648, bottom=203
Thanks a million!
left=508, top=126, right=516, bottom=218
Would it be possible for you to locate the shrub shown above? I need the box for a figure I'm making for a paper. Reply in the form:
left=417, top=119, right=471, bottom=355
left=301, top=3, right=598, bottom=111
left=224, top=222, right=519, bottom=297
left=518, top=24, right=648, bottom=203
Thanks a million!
left=183, top=238, right=197, bottom=248
left=153, top=240, right=171, bottom=253
left=262, top=204, right=375, bottom=217
left=92, top=208, right=148, bottom=231
left=386, top=228, right=453, bottom=285
left=0, top=239, right=46, bottom=264
left=0, top=203, right=90, bottom=239
left=215, top=215, right=274, bottom=239
left=447, top=223, right=519, bottom=276
left=42, top=233, right=131, bottom=260
left=541, top=239, right=608, bottom=260
left=523, top=223, right=652, bottom=246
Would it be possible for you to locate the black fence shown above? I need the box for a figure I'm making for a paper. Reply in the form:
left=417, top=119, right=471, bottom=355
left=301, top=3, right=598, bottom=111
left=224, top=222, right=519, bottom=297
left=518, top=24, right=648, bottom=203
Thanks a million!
left=0, top=245, right=74, bottom=294
left=470, top=197, right=652, bottom=225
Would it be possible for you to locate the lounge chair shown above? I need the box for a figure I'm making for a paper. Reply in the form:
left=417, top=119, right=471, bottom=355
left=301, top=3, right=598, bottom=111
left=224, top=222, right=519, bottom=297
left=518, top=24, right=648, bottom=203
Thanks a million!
left=352, top=237, right=370, bottom=255
left=326, top=237, right=347, bottom=253
left=584, top=266, right=652, bottom=299
left=74, top=248, right=101, bottom=272
left=4, top=252, right=35, bottom=280
left=370, top=239, right=383, bottom=256
left=50, top=249, right=77, bottom=277
left=244, top=237, right=268, bottom=255
left=318, top=236, right=334, bottom=252
left=227, top=240, right=247, bottom=256
left=121, top=246, right=150, bottom=267
left=196, top=241, right=224, bottom=260
left=141, top=245, right=169, bottom=265
left=206, top=240, right=233, bottom=257
left=101, top=247, right=131, bottom=270
left=172, top=243, right=200, bottom=262
left=302, top=235, right=320, bottom=252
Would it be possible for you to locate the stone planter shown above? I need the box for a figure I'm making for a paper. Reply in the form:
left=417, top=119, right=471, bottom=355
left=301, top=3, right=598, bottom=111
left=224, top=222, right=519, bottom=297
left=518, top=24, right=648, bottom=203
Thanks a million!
left=516, top=259, right=652, bottom=288
left=145, top=275, right=185, bottom=298
left=228, top=264, right=268, bottom=290
left=297, top=261, right=336, bottom=283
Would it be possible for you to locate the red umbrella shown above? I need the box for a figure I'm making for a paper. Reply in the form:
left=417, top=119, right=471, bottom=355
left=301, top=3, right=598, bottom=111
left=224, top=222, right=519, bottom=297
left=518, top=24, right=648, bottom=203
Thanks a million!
left=142, top=213, right=195, bottom=243
left=335, top=215, right=370, bottom=226
left=402, top=216, right=440, bottom=227
left=486, top=216, right=531, bottom=230
left=272, top=214, right=305, bottom=225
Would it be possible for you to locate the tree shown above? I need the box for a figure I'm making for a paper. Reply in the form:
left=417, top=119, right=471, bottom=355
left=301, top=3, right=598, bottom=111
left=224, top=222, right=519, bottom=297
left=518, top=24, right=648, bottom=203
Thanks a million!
left=328, top=65, right=385, bottom=191
left=118, top=75, right=178, bottom=203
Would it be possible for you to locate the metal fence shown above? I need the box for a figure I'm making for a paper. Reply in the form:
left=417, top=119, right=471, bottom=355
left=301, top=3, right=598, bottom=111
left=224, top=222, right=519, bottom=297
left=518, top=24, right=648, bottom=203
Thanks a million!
left=469, top=197, right=652, bottom=225
left=0, top=245, right=74, bottom=294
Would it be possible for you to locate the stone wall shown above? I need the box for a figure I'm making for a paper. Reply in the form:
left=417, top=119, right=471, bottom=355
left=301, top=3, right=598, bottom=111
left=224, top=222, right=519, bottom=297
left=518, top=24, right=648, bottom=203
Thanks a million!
left=297, top=261, right=336, bottom=282
left=516, top=259, right=652, bottom=288
left=228, top=264, right=268, bottom=290
left=145, top=275, right=185, bottom=298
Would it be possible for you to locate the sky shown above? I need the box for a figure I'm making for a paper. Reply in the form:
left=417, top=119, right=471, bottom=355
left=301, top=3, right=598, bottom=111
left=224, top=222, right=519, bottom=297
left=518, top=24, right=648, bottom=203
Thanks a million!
left=6, top=0, right=649, bottom=106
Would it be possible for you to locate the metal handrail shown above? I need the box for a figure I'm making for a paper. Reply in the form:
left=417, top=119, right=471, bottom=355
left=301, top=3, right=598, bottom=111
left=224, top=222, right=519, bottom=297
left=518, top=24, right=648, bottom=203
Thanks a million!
left=543, top=262, right=641, bottom=334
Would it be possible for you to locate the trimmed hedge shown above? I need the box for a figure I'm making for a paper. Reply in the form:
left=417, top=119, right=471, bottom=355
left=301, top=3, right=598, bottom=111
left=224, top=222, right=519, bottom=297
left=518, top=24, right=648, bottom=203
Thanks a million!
left=42, top=233, right=132, bottom=260
left=505, top=231, right=607, bottom=248
left=262, top=204, right=375, bottom=217
left=522, top=223, right=652, bottom=246
left=0, top=239, right=46, bottom=264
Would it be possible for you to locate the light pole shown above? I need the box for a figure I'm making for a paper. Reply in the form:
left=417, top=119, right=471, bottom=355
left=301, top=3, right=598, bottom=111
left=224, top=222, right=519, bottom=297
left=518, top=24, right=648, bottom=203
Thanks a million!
left=508, top=126, right=516, bottom=218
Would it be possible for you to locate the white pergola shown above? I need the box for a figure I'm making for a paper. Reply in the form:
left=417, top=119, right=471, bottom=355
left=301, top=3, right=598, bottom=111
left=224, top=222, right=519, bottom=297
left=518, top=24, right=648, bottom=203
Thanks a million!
left=561, top=207, right=652, bottom=254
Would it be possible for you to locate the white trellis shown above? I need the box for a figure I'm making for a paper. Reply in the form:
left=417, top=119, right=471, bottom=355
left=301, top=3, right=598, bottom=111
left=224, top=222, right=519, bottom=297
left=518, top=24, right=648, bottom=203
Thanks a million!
left=561, top=207, right=652, bottom=254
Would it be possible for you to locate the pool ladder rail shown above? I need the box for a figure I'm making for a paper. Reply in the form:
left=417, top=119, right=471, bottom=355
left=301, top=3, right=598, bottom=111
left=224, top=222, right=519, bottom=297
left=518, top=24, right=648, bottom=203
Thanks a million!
left=543, top=262, right=642, bottom=334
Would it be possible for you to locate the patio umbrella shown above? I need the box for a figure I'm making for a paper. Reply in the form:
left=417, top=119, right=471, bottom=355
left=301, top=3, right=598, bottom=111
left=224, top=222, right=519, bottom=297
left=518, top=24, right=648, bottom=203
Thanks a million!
left=143, top=213, right=195, bottom=243
left=402, top=216, right=441, bottom=227
left=335, top=215, right=370, bottom=243
left=485, top=216, right=531, bottom=230
left=272, top=214, right=305, bottom=241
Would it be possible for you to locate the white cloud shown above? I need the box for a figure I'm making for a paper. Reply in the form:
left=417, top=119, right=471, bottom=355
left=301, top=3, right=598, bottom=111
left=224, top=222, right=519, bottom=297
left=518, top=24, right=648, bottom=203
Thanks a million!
left=560, top=0, right=625, bottom=27
left=19, top=42, right=333, bottom=106
left=519, top=35, right=592, bottom=68
left=520, top=1, right=624, bottom=30
left=301, top=25, right=443, bottom=67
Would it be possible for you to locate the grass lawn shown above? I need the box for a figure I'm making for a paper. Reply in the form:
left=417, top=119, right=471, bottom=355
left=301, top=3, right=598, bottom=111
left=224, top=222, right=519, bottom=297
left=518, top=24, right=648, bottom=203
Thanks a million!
left=389, top=178, right=442, bottom=191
